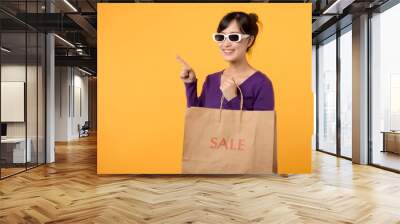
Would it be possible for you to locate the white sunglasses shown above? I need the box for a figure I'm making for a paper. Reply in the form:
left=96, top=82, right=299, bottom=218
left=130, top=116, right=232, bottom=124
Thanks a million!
left=212, top=32, right=250, bottom=43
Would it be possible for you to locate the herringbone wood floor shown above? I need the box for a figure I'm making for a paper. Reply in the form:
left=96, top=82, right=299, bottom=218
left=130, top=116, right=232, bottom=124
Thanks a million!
left=1, top=134, right=400, bottom=224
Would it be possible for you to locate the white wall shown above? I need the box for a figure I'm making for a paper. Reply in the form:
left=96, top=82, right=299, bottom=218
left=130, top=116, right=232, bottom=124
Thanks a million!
left=1, top=82, right=25, bottom=122
left=1, top=63, right=46, bottom=164
left=72, top=73, right=89, bottom=138
left=55, top=67, right=70, bottom=141
left=1, top=65, right=39, bottom=138
left=1, top=65, right=26, bottom=131
left=55, top=67, right=89, bottom=141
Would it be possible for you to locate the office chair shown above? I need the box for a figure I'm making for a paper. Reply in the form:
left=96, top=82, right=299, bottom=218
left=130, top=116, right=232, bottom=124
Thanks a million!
left=79, top=121, right=90, bottom=138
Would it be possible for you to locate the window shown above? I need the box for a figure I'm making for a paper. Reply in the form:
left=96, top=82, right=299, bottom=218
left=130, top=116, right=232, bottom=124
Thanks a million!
left=371, top=2, right=400, bottom=171
left=317, top=35, right=337, bottom=154
left=0, top=1, right=46, bottom=179
left=339, top=28, right=352, bottom=158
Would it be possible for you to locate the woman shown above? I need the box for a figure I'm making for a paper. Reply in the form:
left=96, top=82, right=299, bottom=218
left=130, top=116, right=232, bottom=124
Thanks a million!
left=177, top=11, right=274, bottom=111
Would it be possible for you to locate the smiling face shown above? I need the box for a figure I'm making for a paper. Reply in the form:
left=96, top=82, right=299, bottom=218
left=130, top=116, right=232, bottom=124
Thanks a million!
left=218, top=20, right=254, bottom=63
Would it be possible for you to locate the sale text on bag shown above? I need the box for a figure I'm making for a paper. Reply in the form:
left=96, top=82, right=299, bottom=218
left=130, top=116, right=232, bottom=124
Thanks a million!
left=210, top=137, right=245, bottom=151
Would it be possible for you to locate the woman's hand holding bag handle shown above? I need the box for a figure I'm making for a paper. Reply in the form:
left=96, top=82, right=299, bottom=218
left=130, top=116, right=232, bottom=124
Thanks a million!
left=176, top=55, right=197, bottom=83
left=220, top=77, right=237, bottom=101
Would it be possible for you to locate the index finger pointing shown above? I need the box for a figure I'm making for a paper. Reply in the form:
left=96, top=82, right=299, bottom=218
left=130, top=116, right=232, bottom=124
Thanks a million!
left=176, top=55, right=191, bottom=69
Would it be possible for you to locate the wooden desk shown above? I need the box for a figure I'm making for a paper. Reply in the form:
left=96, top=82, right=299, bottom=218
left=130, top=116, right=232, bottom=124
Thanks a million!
left=381, top=131, right=400, bottom=154
left=1, top=138, right=32, bottom=164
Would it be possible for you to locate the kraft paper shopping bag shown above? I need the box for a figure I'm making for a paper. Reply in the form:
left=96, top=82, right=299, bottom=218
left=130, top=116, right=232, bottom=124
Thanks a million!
left=182, top=86, right=275, bottom=174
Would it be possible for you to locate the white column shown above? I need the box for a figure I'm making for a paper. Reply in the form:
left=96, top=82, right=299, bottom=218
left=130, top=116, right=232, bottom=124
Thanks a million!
left=45, top=1, right=56, bottom=163
left=46, top=32, right=55, bottom=163
left=352, top=14, right=369, bottom=164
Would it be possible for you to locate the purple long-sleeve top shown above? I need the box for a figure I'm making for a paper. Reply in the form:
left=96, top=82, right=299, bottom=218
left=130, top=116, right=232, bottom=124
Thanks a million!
left=184, top=70, right=274, bottom=110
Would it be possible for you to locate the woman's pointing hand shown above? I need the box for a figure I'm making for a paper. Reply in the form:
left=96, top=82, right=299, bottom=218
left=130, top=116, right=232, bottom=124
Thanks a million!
left=176, top=55, right=197, bottom=83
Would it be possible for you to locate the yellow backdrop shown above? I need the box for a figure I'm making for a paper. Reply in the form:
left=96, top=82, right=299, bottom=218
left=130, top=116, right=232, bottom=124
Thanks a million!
left=98, top=3, right=312, bottom=174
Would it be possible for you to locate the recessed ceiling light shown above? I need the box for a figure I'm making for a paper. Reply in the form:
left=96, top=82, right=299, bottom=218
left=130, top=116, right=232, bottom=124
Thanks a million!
left=323, top=0, right=355, bottom=15
left=63, top=0, right=78, bottom=12
left=77, top=67, right=93, bottom=76
left=54, top=34, right=75, bottom=48
left=1, top=47, right=11, bottom=53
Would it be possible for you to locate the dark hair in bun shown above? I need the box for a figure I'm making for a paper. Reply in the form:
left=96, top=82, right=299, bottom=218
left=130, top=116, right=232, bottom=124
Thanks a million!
left=217, top=11, right=259, bottom=52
